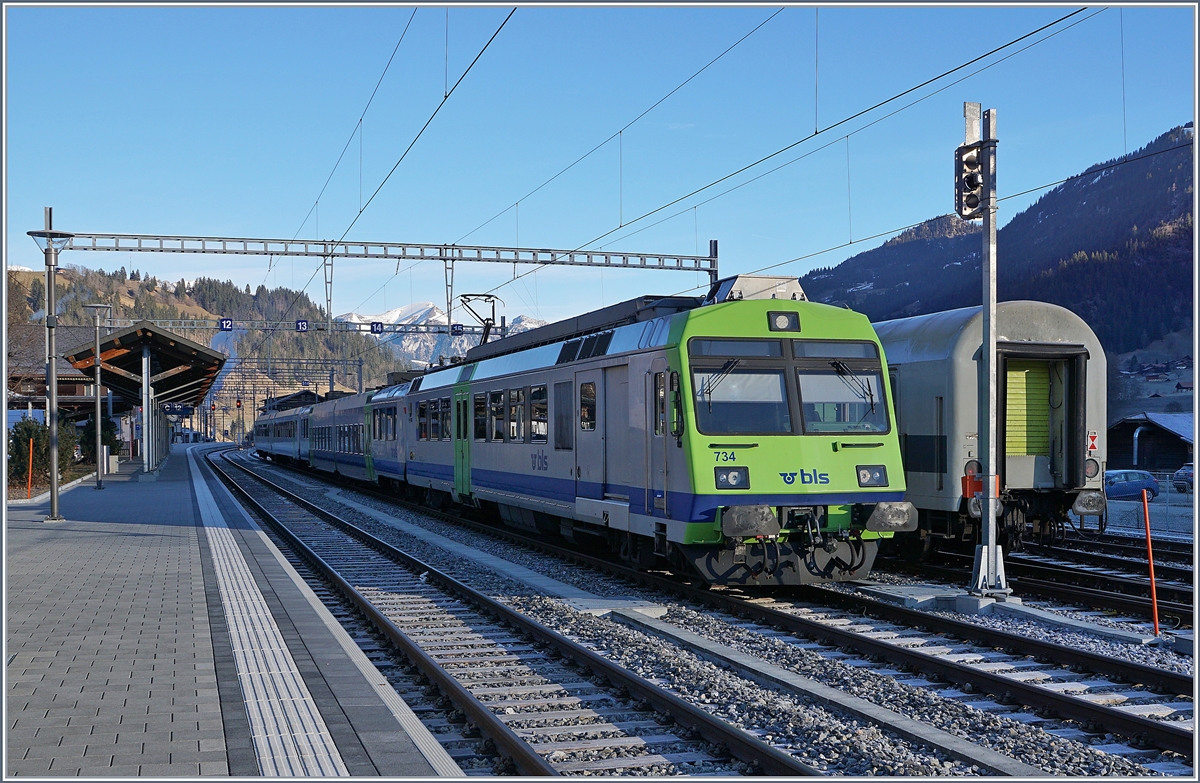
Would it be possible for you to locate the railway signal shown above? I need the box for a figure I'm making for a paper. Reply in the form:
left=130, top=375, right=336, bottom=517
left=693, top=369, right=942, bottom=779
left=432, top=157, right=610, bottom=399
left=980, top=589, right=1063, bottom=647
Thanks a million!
left=954, top=144, right=985, bottom=219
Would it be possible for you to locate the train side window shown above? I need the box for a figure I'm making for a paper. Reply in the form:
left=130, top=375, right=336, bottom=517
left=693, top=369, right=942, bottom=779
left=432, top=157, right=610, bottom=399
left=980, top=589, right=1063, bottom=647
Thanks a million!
left=653, top=372, right=666, bottom=436
left=440, top=397, right=452, bottom=441
left=391, top=407, right=398, bottom=440
left=553, top=382, right=573, bottom=450
left=530, top=385, right=548, bottom=444
left=474, top=394, right=487, bottom=441
left=580, top=382, right=596, bottom=432
left=509, top=389, right=526, bottom=443
left=488, top=391, right=505, bottom=441
left=434, top=398, right=448, bottom=439
left=418, top=401, right=429, bottom=441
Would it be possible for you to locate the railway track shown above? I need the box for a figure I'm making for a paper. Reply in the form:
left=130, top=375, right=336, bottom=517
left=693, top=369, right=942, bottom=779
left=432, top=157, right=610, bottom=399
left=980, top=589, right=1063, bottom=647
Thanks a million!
left=879, top=556, right=1193, bottom=628
left=1048, top=535, right=1194, bottom=566
left=1020, top=542, right=1193, bottom=583
left=916, top=552, right=1194, bottom=623
left=234, top=453, right=1193, bottom=769
left=207, top=450, right=821, bottom=776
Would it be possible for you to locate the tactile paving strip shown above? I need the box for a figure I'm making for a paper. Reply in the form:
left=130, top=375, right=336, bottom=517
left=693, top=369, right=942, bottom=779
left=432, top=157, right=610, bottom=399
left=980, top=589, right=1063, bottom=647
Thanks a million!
left=189, top=449, right=348, bottom=777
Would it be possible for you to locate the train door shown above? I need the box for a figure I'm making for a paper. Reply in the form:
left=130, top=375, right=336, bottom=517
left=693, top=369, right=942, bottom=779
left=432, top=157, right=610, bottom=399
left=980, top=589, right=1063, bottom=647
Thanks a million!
left=604, top=365, right=630, bottom=499
left=453, top=387, right=471, bottom=501
left=575, top=369, right=604, bottom=499
left=646, top=359, right=668, bottom=514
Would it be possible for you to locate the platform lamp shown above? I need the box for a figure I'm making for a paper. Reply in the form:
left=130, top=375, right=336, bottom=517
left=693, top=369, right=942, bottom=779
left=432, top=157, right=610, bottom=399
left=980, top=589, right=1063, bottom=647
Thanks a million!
left=83, top=303, right=113, bottom=490
left=28, top=208, right=74, bottom=522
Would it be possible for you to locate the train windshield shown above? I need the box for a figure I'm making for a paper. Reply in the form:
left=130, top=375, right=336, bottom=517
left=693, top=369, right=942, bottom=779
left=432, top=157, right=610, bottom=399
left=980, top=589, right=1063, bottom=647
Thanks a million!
left=793, top=340, right=889, bottom=433
left=692, top=366, right=791, bottom=434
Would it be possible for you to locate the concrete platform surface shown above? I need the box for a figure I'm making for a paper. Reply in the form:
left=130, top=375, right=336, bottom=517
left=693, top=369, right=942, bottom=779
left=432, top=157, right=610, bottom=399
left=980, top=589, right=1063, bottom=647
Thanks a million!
left=6, top=444, right=459, bottom=777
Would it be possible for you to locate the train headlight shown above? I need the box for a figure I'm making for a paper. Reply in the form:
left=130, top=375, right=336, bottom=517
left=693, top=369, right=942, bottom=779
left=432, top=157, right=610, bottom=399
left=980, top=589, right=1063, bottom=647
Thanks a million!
left=856, top=465, right=888, bottom=487
left=963, top=459, right=982, bottom=477
left=1072, top=490, right=1105, bottom=516
left=767, top=311, right=800, bottom=332
left=1084, top=458, right=1100, bottom=479
left=865, top=501, right=918, bottom=532
left=715, top=467, right=750, bottom=490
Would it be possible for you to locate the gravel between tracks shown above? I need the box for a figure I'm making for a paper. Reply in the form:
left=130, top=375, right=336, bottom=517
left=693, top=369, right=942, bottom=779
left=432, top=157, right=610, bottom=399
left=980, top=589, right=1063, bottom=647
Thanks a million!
left=244, top=460, right=1176, bottom=775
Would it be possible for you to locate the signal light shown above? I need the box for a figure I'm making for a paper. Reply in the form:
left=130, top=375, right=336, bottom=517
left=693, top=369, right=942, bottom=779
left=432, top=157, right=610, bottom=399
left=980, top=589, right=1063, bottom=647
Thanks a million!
left=236, top=399, right=242, bottom=409
left=211, top=402, right=216, bottom=411
left=955, top=143, right=984, bottom=220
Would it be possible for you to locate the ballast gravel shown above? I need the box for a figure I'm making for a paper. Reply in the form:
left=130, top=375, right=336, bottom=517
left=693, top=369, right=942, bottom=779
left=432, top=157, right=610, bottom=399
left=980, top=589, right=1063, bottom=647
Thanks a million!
left=505, top=595, right=974, bottom=776
left=241, top=459, right=1179, bottom=776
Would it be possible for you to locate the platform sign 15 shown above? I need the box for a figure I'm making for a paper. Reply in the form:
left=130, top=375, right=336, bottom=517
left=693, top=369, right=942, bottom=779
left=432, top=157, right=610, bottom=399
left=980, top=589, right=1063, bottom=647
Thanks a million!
left=450, top=323, right=464, bottom=336
left=218, top=318, right=234, bottom=331
left=370, top=321, right=384, bottom=335
left=296, top=319, right=309, bottom=332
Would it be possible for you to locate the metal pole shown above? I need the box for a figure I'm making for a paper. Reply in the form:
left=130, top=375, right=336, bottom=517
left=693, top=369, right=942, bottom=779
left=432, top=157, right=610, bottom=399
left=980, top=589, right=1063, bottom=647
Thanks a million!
left=970, top=105, right=1008, bottom=596
left=94, top=310, right=104, bottom=488
left=357, top=358, right=363, bottom=394
left=142, top=345, right=150, bottom=472
left=85, top=304, right=111, bottom=489
left=44, top=209, right=63, bottom=521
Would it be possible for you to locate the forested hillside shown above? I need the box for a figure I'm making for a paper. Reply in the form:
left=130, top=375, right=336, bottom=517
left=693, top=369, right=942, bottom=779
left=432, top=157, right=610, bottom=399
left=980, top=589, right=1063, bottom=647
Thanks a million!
left=800, top=124, right=1194, bottom=355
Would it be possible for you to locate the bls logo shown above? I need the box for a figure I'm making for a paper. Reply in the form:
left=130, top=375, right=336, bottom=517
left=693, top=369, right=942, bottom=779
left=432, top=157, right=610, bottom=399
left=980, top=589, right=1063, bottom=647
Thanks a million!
left=780, top=469, right=830, bottom=485
left=531, top=450, right=549, bottom=472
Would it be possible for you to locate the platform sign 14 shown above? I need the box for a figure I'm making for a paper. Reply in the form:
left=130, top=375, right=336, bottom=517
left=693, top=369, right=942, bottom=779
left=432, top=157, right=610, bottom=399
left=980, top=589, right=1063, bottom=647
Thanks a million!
left=370, top=321, right=384, bottom=335
left=296, top=319, right=309, bottom=332
left=218, top=318, right=234, bottom=331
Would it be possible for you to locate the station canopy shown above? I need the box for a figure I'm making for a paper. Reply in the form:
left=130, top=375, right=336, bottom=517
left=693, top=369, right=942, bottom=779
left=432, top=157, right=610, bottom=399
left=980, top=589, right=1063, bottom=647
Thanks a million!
left=63, top=320, right=226, bottom=409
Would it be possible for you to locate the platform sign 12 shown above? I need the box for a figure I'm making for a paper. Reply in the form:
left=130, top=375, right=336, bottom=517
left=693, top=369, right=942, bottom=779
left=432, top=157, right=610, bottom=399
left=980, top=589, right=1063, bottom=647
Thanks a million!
left=296, top=319, right=309, bottom=332
left=218, top=318, right=234, bottom=331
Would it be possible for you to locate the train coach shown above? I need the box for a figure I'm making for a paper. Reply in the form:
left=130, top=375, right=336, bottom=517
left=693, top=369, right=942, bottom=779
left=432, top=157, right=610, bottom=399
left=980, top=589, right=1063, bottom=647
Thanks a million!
left=257, top=274, right=916, bottom=587
left=873, top=300, right=1107, bottom=556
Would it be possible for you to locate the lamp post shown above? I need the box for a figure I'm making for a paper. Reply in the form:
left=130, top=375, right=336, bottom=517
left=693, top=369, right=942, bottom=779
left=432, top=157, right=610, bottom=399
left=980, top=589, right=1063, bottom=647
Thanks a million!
left=28, top=207, right=74, bottom=522
left=83, top=303, right=113, bottom=489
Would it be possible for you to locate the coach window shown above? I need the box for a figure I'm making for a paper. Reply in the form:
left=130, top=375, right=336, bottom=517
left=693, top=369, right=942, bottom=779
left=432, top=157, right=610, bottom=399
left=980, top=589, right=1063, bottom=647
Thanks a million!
left=389, top=407, right=398, bottom=440
left=418, top=401, right=429, bottom=441
left=474, top=394, right=487, bottom=441
left=530, top=385, right=548, bottom=443
left=553, top=381, right=573, bottom=450
left=434, top=398, right=448, bottom=439
left=488, top=391, right=505, bottom=441
left=509, top=389, right=526, bottom=443
left=580, top=382, right=596, bottom=432
left=440, top=397, right=452, bottom=441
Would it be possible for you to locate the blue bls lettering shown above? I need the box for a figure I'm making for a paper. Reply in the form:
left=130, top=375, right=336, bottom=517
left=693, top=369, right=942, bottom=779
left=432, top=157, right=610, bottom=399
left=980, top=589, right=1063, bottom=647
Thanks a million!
left=798, top=469, right=830, bottom=485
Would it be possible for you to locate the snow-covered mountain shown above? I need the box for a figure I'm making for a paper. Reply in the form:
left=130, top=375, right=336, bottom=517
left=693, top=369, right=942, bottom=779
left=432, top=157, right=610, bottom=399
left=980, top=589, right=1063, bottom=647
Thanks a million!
left=336, top=302, right=547, bottom=368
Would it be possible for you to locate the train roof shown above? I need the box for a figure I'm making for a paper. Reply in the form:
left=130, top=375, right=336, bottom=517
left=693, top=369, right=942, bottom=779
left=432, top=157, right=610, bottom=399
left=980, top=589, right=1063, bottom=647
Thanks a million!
left=463, top=294, right=702, bottom=363
left=873, top=301, right=1101, bottom=365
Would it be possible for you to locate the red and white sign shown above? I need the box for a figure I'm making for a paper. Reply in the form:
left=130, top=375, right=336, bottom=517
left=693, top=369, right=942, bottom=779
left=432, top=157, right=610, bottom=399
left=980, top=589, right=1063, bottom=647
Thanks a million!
left=1087, top=431, right=1098, bottom=453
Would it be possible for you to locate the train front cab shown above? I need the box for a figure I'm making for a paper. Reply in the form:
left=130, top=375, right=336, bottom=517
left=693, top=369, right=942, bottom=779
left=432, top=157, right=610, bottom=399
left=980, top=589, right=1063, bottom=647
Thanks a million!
left=662, top=300, right=914, bottom=586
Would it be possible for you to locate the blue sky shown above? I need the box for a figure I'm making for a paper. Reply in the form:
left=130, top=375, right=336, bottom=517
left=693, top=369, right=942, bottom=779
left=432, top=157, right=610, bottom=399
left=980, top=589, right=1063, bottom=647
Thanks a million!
left=5, top=4, right=1195, bottom=331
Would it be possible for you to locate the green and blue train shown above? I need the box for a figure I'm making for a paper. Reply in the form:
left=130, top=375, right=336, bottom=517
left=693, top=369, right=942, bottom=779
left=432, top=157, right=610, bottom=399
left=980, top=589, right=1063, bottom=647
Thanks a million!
left=255, top=275, right=915, bottom=586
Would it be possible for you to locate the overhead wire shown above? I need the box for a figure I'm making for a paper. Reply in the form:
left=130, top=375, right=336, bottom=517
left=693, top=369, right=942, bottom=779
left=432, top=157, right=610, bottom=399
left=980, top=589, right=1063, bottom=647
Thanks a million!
left=451, top=8, right=785, bottom=247
left=593, top=6, right=1106, bottom=251
left=474, top=6, right=1094, bottom=301
left=661, top=137, right=1196, bottom=298
left=243, top=8, right=516, bottom=365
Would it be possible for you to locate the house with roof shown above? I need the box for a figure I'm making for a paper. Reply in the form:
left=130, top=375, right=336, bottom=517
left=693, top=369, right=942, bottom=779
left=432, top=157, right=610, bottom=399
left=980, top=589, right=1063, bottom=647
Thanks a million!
left=1107, top=412, right=1193, bottom=472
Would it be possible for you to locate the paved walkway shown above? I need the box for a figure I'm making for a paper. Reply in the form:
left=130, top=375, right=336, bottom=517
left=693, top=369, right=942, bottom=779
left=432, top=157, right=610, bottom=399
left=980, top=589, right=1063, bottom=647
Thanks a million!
left=6, top=445, right=458, bottom=777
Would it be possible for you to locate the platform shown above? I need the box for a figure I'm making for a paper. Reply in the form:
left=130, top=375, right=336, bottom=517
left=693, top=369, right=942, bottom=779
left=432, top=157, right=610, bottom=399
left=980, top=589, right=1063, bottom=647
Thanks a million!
left=6, top=444, right=459, bottom=777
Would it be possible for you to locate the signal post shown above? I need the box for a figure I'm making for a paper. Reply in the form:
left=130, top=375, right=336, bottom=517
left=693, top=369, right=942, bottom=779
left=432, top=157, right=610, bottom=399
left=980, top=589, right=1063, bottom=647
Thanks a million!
left=956, top=102, right=1010, bottom=600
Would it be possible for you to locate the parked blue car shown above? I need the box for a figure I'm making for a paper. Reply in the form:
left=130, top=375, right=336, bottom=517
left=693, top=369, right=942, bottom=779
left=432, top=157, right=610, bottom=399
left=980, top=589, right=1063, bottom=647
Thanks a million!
left=1103, top=470, right=1159, bottom=500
